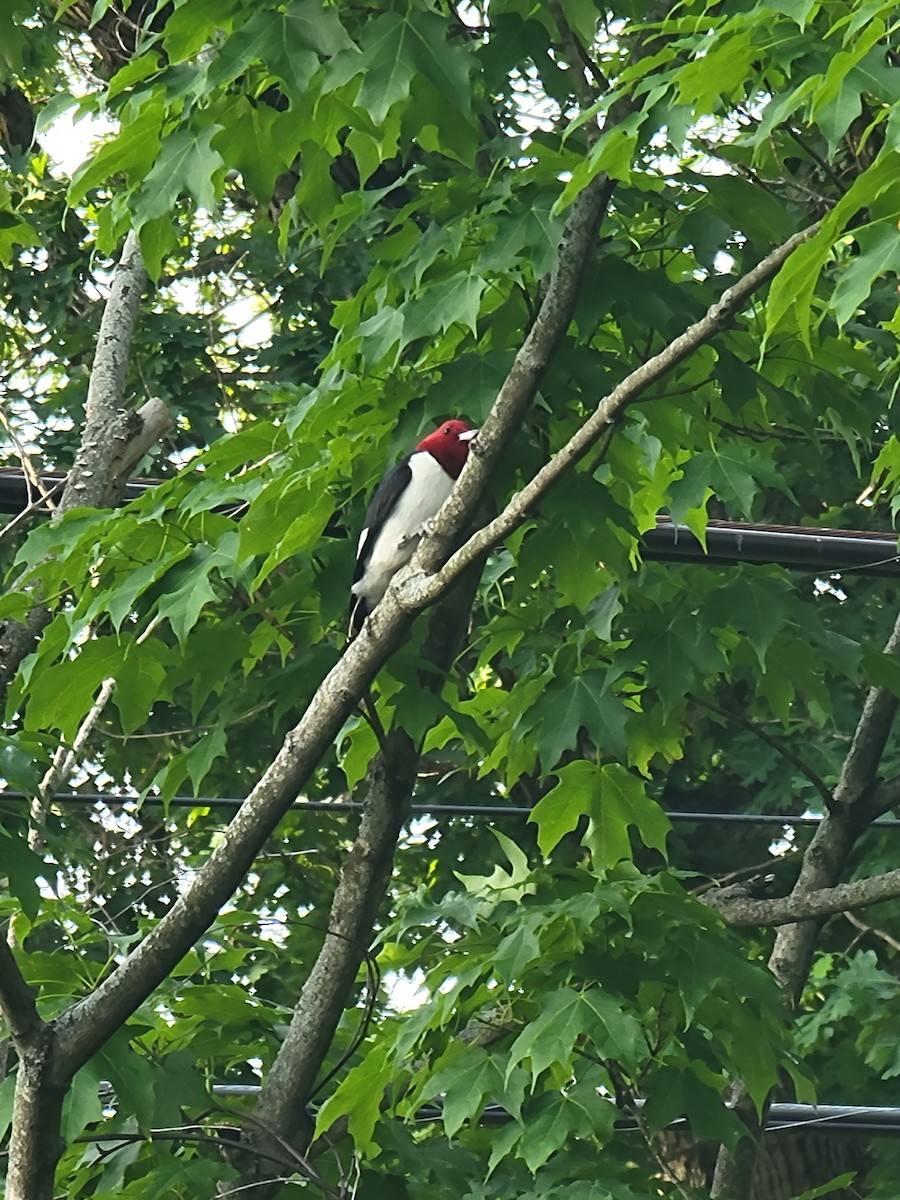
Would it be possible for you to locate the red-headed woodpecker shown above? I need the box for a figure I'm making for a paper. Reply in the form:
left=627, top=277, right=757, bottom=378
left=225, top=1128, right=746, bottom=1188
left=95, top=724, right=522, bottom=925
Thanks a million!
left=349, top=419, right=477, bottom=635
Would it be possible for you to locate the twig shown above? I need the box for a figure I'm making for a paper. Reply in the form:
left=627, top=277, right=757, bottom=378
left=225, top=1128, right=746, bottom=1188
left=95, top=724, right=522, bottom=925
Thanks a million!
left=73, top=1126, right=297, bottom=1172
left=310, top=952, right=381, bottom=1101
left=215, top=1178, right=309, bottom=1198
left=843, top=910, right=900, bottom=954
left=0, top=405, right=55, bottom=511
left=687, top=691, right=836, bottom=814
left=30, top=677, right=117, bottom=852
left=549, top=1, right=605, bottom=125
left=628, top=1087, right=696, bottom=1200
left=694, top=851, right=800, bottom=896
left=0, top=476, right=67, bottom=544
left=213, top=1102, right=335, bottom=1196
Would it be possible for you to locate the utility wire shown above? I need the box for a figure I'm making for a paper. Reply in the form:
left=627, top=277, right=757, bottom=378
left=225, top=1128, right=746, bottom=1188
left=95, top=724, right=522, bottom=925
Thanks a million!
left=2, top=468, right=899, bottom=574
left=1, top=791, right=897, bottom=827
left=105, top=1083, right=900, bottom=1137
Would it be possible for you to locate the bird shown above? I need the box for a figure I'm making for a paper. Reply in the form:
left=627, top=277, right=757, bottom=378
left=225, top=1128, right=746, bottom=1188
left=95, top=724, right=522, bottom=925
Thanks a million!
left=349, top=419, right=478, bottom=636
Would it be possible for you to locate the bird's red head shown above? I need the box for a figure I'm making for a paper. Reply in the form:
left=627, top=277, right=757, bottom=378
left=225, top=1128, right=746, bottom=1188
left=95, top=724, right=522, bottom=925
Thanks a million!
left=415, top=419, right=477, bottom=479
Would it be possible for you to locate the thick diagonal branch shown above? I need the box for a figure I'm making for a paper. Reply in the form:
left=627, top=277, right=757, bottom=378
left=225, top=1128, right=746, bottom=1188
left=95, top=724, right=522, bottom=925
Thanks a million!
left=49, top=129, right=618, bottom=1084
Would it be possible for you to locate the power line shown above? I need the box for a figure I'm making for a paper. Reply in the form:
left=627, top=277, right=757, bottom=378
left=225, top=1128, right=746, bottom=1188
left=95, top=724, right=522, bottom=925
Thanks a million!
left=645, top=517, right=900, bottom=577
left=180, top=1087, right=900, bottom=1136
left=2, top=790, right=898, bottom=827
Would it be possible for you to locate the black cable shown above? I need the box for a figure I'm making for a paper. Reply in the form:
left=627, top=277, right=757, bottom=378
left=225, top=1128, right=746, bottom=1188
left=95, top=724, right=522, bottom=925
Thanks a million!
left=203, top=1088, right=900, bottom=1135
left=1, top=791, right=897, bottom=827
left=644, top=518, right=900, bottom=577
left=3, top=468, right=900, bottom=574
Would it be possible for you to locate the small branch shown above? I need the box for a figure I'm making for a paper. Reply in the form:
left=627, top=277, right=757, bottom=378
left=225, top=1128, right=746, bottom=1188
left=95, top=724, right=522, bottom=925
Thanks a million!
left=76, top=1126, right=297, bottom=1172
left=632, top=1100, right=696, bottom=1200
left=0, top=940, right=43, bottom=1049
left=30, top=677, right=117, bottom=852
left=215, top=1103, right=334, bottom=1195
left=403, top=224, right=818, bottom=611
left=100, top=396, right=171, bottom=505
left=843, top=911, right=900, bottom=954
left=549, top=1, right=606, bottom=124
left=871, top=772, right=900, bottom=818
left=0, top=476, right=67, bottom=545
left=0, top=405, right=55, bottom=512
left=688, top=691, right=836, bottom=814
left=704, top=867, right=900, bottom=926
left=833, top=610, right=900, bottom=813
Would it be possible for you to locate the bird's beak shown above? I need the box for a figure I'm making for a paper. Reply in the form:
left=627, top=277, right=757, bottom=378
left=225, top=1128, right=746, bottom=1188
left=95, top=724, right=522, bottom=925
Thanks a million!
left=460, top=428, right=478, bottom=441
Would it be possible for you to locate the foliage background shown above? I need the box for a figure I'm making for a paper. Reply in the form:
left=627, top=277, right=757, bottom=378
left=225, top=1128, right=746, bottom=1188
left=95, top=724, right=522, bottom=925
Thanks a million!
left=1, top=0, right=900, bottom=1196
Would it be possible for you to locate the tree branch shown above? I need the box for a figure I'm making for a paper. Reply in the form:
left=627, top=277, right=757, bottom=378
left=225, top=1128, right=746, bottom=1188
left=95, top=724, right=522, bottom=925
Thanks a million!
left=0, top=234, right=170, bottom=699
left=416, top=172, right=614, bottom=577
left=415, top=10, right=674, bottom=577
left=242, top=560, right=487, bottom=1192
left=6, top=1029, right=65, bottom=1200
left=688, top=691, right=836, bottom=814
left=0, top=940, right=43, bottom=1049
left=49, top=109, right=620, bottom=1086
left=101, top=395, right=172, bottom=505
left=843, top=910, right=900, bottom=954
left=402, top=223, right=818, bottom=611
left=61, top=231, right=148, bottom=513
left=246, top=731, right=417, bottom=1174
left=767, top=607, right=900, bottom=999
left=30, top=677, right=117, bottom=852
left=871, top=771, right=900, bottom=818
left=711, top=609, right=900, bottom=1199
left=548, top=0, right=607, bottom=128
left=704, top=867, right=900, bottom=926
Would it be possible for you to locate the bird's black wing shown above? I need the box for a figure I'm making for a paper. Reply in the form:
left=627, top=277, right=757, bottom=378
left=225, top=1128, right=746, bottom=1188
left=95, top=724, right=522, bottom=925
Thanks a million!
left=352, top=458, right=412, bottom=587
left=349, top=458, right=413, bottom=636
